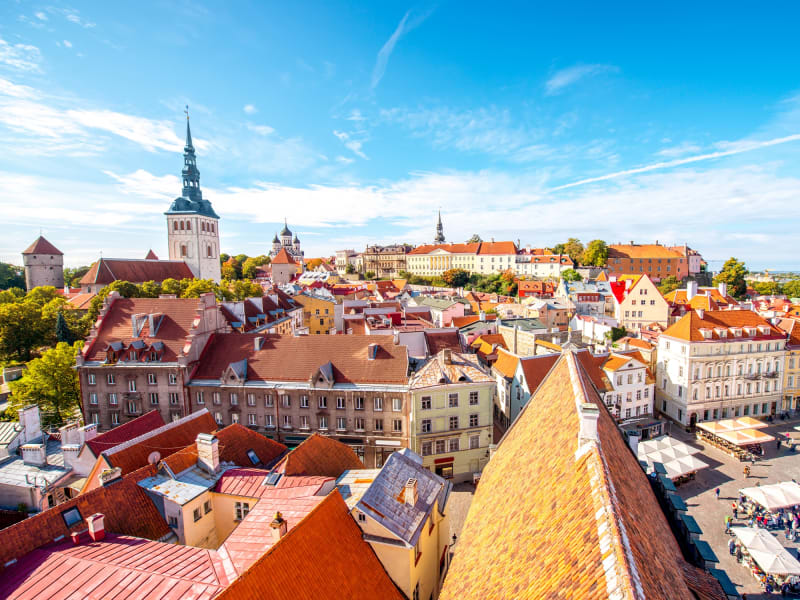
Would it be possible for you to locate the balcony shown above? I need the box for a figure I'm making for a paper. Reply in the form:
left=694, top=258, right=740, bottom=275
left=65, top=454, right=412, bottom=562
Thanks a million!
left=743, top=373, right=760, bottom=380
left=763, top=371, right=779, bottom=379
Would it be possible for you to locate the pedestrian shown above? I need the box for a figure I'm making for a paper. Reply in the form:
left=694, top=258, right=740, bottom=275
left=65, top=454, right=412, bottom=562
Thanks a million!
left=777, top=439, right=782, bottom=451
left=728, top=538, right=736, bottom=555
left=715, top=487, right=720, bottom=500
left=725, top=515, right=732, bottom=533
left=733, top=504, right=738, bottom=519
left=782, top=582, right=789, bottom=597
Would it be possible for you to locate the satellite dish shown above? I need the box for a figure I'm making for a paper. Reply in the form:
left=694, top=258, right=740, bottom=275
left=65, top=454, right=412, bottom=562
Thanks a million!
left=147, top=451, right=161, bottom=465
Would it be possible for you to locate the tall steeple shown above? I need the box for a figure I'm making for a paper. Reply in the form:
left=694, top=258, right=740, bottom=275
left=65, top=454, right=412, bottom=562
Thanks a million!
left=434, top=210, right=445, bottom=244
left=181, top=106, right=202, bottom=203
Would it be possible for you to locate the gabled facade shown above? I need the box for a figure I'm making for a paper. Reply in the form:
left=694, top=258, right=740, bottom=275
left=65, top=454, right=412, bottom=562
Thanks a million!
left=610, top=274, right=670, bottom=331
left=777, top=317, right=800, bottom=413
left=598, top=352, right=656, bottom=421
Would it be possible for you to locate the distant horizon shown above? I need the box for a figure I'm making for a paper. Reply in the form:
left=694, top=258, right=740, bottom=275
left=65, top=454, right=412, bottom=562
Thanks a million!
left=2, top=2, right=799, bottom=270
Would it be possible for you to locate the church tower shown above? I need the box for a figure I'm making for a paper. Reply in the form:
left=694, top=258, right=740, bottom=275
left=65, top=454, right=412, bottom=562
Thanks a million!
left=165, top=110, right=221, bottom=282
left=434, top=210, right=445, bottom=244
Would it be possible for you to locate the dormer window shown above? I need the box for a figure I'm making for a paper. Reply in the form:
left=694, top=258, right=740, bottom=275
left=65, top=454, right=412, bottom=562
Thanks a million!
left=699, top=328, right=713, bottom=340
left=149, top=351, right=158, bottom=361
left=129, top=351, right=137, bottom=361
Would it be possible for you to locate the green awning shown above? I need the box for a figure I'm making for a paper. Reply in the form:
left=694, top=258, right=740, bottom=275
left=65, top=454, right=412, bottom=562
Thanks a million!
left=667, top=493, right=687, bottom=511
left=659, top=475, right=677, bottom=491
left=694, top=539, right=719, bottom=563
left=708, top=568, right=739, bottom=597
left=680, top=513, right=702, bottom=535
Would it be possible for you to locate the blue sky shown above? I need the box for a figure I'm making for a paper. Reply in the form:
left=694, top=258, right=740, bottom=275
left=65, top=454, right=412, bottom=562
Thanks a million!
left=1, top=1, right=800, bottom=270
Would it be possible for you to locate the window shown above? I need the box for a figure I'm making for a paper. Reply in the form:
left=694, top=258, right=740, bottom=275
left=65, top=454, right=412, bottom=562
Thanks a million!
left=265, top=414, right=274, bottom=428
left=128, top=379, right=136, bottom=392
left=421, top=442, right=432, bottom=456
left=283, top=415, right=292, bottom=428
left=168, top=515, right=179, bottom=528
left=230, top=393, right=238, bottom=406
left=213, top=392, right=221, bottom=405
left=300, top=395, right=309, bottom=408
left=148, top=392, right=158, bottom=405
left=421, top=419, right=432, bottom=433
left=265, top=394, right=274, bottom=407
left=248, top=413, right=257, bottom=425
left=421, top=396, right=432, bottom=410
left=449, top=416, right=459, bottom=430
left=231, top=413, right=239, bottom=424
left=193, top=508, right=201, bottom=522
left=196, top=391, right=204, bottom=404
left=169, top=393, right=179, bottom=405
left=448, top=438, right=459, bottom=452
left=355, top=397, right=364, bottom=410
left=470, top=435, right=480, bottom=449
left=204, top=500, right=212, bottom=514
left=469, top=413, right=479, bottom=427
left=300, top=415, right=309, bottom=429
left=337, top=396, right=345, bottom=409
left=215, top=412, right=223, bottom=425
left=319, top=415, right=328, bottom=430
left=107, top=373, right=115, bottom=385
left=90, top=393, right=98, bottom=405
left=355, top=418, right=365, bottom=431
left=392, top=397, right=402, bottom=411
left=127, top=401, right=138, bottom=414
left=282, top=395, right=291, bottom=408
left=374, top=397, right=383, bottom=411
left=374, top=419, right=383, bottom=432
left=111, top=412, right=119, bottom=425
left=88, top=373, right=96, bottom=385
left=448, top=393, right=459, bottom=408
left=147, top=373, right=157, bottom=385
left=247, top=393, right=256, bottom=406
left=60, top=506, right=82, bottom=528
left=435, top=440, right=446, bottom=454
left=90, top=412, right=99, bottom=424
left=235, top=502, right=250, bottom=521
left=337, top=417, right=346, bottom=430
left=358, top=511, right=367, bottom=523
left=318, top=396, right=327, bottom=409
left=469, top=391, right=479, bottom=405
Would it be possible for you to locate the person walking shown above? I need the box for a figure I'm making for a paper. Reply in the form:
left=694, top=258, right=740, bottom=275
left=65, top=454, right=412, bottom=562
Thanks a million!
left=733, top=503, right=738, bottom=519
left=728, top=538, right=736, bottom=555
left=725, top=515, right=732, bottom=534
left=715, top=487, right=721, bottom=500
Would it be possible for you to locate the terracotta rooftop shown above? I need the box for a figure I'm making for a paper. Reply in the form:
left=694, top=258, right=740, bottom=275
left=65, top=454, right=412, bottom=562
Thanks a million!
left=451, top=314, right=496, bottom=329
left=190, top=333, right=408, bottom=385
left=778, top=317, right=800, bottom=347
left=492, top=347, right=520, bottom=379
left=84, top=409, right=166, bottom=458
left=80, top=258, right=193, bottom=286
left=662, top=309, right=785, bottom=342
left=408, top=242, right=481, bottom=255
left=517, top=353, right=559, bottom=395
left=22, top=235, right=63, bottom=256
left=608, top=244, right=685, bottom=260
left=215, top=491, right=404, bottom=600
left=424, top=330, right=462, bottom=355
left=271, top=248, right=295, bottom=265
left=440, top=352, right=726, bottom=600
left=616, top=336, right=653, bottom=350
left=144, top=249, right=159, bottom=260
left=665, top=288, right=739, bottom=310
left=275, top=433, right=364, bottom=478
left=476, top=240, right=517, bottom=255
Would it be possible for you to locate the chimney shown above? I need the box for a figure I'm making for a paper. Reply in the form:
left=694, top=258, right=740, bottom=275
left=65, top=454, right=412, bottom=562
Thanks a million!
left=695, top=308, right=705, bottom=320
left=479, top=310, right=486, bottom=322
left=442, top=348, right=452, bottom=365
left=254, top=336, right=264, bottom=351
left=393, top=331, right=400, bottom=345
left=627, top=430, right=640, bottom=456
left=578, top=403, right=600, bottom=444
left=18, top=405, right=41, bottom=443
left=196, top=433, right=220, bottom=473
left=718, top=282, right=728, bottom=298
left=81, top=423, right=98, bottom=443
left=404, top=478, right=418, bottom=506
left=270, top=511, right=288, bottom=542
left=86, top=513, right=106, bottom=542
left=687, top=280, right=698, bottom=301
left=98, top=466, right=122, bottom=486
left=367, top=343, right=379, bottom=360
left=20, top=443, right=47, bottom=466
left=61, top=445, right=81, bottom=469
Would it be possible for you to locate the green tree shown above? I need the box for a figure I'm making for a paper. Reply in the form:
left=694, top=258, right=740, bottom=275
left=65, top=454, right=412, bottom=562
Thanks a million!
left=466, top=234, right=482, bottom=243
left=581, top=240, right=608, bottom=267
left=0, top=290, right=19, bottom=304
left=783, top=279, right=800, bottom=299
left=219, top=253, right=230, bottom=264
left=0, top=301, right=46, bottom=360
left=241, top=255, right=270, bottom=279
left=713, top=257, right=747, bottom=299
left=63, top=266, right=91, bottom=288
left=657, top=275, right=681, bottom=295
left=563, top=238, right=585, bottom=264
left=23, top=286, right=60, bottom=307
left=610, top=326, right=627, bottom=342
left=751, top=281, right=781, bottom=296
left=182, top=279, right=217, bottom=298
left=229, top=280, right=264, bottom=300
left=9, top=342, right=82, bottom=427
left=221, top=258, right=240, bottom=280
left=365, top=271, right=375, bottom=280
left=441, top=268, right=470, bottom=287
left=55, top=311, right=74, bottom=344
left=561, top=269, right=582, bottom=282
left=160, top=278, right=184, bottom=296
left=0, top=262, right=25, bottom=290
left=139, top=280, right=163, bottom=298
left=345, top=263, right=356, bottom=274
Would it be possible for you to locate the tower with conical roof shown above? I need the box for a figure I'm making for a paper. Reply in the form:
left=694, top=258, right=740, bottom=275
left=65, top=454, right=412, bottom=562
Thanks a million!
left=434, top=210, right=445, bottom=244
left=22, top=235, right=64, bottom=291
left=165, top=108, right=221, bottom=282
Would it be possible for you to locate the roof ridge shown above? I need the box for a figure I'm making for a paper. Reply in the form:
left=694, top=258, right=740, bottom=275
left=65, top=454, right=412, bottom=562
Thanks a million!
left=104, top=409, right=212, bottom=457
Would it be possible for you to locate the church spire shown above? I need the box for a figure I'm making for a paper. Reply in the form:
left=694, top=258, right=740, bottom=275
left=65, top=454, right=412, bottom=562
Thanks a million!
left=181, top=106, right=202, bottom=202
left=434, top=210, right=445, bottom=244
left=184, top=106, right=194, bottom=152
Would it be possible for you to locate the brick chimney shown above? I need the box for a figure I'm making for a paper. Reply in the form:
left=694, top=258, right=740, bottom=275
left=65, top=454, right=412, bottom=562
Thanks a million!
left=87, top=513, right=106, bottom=542
left=404, top=478, right=418, bottom=506
left=270, top=511, right=288, bottom=542
left=18, top=405, right=41, bottom=443
left=578, top=403, right=599, bottom=445
left=196, top=433, right=219, bottom=473
left=20, top=443, right=46, bottom=466
left=442, top=348, right=452, bottom=365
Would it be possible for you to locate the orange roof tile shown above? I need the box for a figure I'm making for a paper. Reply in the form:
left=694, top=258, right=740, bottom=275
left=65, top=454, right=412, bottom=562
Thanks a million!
left=84, top=409, right=165, bottom=457
left=477, top=240, right=517, bottom=255
left=275, top=433, right=363, bottom=478
left=608, top=244, right=685, bottom=259
left=271, top=248, right=295, bottom=265
left=80, top=258, right=193, bottom=286
left=408, top=242, right=481, bottom=255
left=662, top=309, right=784, bottom=342
left=517, top=354, right=559, bottom=394
left=215, top=491, right=405, bottom=600
left=440, top=352, right=725, bottom=600
left=22, top=236, right=63, bottom=255
left=492, top=348, right=519, bottom=379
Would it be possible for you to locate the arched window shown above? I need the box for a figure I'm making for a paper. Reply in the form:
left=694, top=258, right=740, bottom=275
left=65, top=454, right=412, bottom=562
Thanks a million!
left=186, top=221, right=191, bottom=231
left=173, top=221, right=178, bottom=231
left=179, top=221, right=184, bottom=230
left=211, top=223, right=215, bottom=233
left=181, top=245, right=187, bottom=257
left=201, top=222, right=206, bottom=232
left=207, top=245, right=212, bottom=258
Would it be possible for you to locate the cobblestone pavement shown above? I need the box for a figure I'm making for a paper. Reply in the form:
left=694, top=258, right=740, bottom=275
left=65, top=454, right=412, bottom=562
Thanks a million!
left=672, top=419, right=800, bottom=599
left=448, top=482, right=476, bottom=553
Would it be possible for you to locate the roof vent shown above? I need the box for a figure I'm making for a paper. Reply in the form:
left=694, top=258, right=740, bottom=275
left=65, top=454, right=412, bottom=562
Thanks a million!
left=367, top=343, right=379, bottom=360
left=403, top=478, right=418, bottom=506
left=578, top=403, right=600, bottom=445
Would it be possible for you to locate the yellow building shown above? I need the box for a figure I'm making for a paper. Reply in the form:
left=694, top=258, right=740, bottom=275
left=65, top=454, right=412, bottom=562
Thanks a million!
left=410, top=350, right=494, bottom=482
left=292, top=291, right=336, bottom=334
left=778, top=318, right=800, bottom=412
left=336, top=449, right=452, bottom=600
left=611, top=274, right=670, bottom=331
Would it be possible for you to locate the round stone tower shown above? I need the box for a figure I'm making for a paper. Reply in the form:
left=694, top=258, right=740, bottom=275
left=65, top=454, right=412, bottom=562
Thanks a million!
left=22, top=236, right=64, bottom=291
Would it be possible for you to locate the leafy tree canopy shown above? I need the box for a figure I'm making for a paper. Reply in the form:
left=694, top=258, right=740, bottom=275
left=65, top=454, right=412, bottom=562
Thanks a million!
left=657, top=275, right=681, bottom=295
left=0, top=262, right=25, bottom=290
left=561, top=268, right=583, bottom=282
left=581, top=240, right=608, bottom=267
left=713, top=257, right=747, bottom=299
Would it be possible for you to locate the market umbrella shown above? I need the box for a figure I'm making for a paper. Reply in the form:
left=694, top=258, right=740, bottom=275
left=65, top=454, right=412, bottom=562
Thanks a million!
left=733, top=416, right=768, bottom=430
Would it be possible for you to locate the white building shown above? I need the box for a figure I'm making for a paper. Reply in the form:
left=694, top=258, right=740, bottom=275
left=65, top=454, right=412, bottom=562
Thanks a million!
left=599, top=353, right=655, bottom=421
left=656, top=309, right=786, bottom=426
left=514, top=252, right=574, bottom=278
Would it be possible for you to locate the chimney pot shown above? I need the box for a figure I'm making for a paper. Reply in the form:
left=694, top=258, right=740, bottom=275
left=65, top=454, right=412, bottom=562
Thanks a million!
left=87, top=513, right=106, bottom=542
left=578, top=403, right=600, bottom=444
left=270, top=511, right=288, bottom=541
left=196, top=433, right=220, bottom=473
left=21, top=443, right=47, bottom=466
left=404, top=478, right=418, bottom=506
left=442, top=348, right=452, bottom=364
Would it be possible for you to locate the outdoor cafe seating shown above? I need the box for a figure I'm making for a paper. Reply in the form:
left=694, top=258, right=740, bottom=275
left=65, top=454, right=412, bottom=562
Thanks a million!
left=696, top=418, right=774, bottom=461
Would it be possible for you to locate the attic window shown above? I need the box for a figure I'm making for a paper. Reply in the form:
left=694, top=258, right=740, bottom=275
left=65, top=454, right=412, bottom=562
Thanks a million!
left=61, top=506, right=82, bottom=527
left=246, top=449, right=260, bottom=465
left=264, top=472, right=282, bottom=486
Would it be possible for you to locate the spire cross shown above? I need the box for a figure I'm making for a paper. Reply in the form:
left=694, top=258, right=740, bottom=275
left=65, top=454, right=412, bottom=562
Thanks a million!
left=184, top=105, right=189, bottom=120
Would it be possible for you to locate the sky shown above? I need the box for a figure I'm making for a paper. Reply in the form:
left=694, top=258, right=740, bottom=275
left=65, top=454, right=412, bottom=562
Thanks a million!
left=1, top=1, right=800, bottom=271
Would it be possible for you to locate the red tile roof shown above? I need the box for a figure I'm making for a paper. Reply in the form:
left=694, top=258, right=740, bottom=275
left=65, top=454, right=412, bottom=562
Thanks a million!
left=608, top=244, right=685, bottom=259
left=518, top=353, right=559, bottom=394
left=662, top=309, right=784, bottom=342
left=215, top=491, right=404, bottom=600
left=0, top=463, right=170, bottom=571
left=190, top=333, right=408, bottom=385
left=145, top=249, right=159, bottom=260
left=778, top=317, right=800, bottom=347
left=408, top=242, right=481, bottom=255
left=271, top=248, right=295, bottom=265
left=64, top=291, right=96, bottom=310
left=22, top=236, right=63, bottom=255
left=275, top=433, right=363, bottom=478
left=492, top=348, right=519, bottom=379
left=424, top=330, right=462, bottom=354
left=80, top=258, right=193, bottom=286
left=440, top=352, right=725, bottom=600
left=84, top=409, right=166, bottom=458
left=83, top=296, right=206, bottom=362
left=477, top=241, right=517, bottom=255
left=83, top=410, right=217, bottom=493
left=1, top=534, right=232, bottom=599
left=451, top=314, right=496, bottom=329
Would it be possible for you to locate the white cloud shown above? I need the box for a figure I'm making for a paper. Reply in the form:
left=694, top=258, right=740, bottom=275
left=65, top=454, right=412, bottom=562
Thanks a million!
left=545, top=64, right=618, bottom=95
left=35, top=12, right=48, bottom=21
left=0, top=37, right=43, bottom=72
left=246, top=123, right=274, bottom=136
left=657, top=141, right=702, bottom=158
left=243, top=104, right=257, bottom=114
left=371, top=7, right=434, bottom=89
left=63, top=40, right=73, bottom=48
left=333, top=130, right=368, bottom=159
left=64, top=11, right=96, bottom=28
